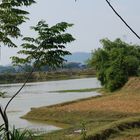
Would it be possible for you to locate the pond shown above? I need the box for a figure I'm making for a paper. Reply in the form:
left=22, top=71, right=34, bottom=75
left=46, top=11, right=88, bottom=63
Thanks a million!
left=0, top=78, right=101, bottom=133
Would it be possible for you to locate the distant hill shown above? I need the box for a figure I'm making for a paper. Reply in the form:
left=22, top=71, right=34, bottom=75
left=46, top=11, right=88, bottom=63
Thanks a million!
left=65, top=52, right=91, bottom=64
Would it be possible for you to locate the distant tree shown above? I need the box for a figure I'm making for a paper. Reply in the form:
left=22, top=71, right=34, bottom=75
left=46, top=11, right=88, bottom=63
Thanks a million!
left=22, top=64, right=33, bottom=72
left=63, top=62, right=82, bottom=69
left=0, top=66, right=13, bottom=73
left=88, top=38, right=140, bottom=91
left=0, top=66, right=16, bottom=73
left=40, top=65, right=49, bottom=72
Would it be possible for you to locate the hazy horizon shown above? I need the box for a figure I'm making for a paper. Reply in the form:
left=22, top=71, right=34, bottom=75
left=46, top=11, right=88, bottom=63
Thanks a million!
left=0, top=52, right=91, bottom=66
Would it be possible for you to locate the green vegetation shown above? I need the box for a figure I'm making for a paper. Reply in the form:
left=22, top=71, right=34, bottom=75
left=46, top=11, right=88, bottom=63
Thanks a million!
left=0, top=69, right=95, bottom=84
left=9, top=128, right=34, bottom=140
left=109, top=128, right=140, bottom=140
left=0, top=126, right=34, bottom=140
left=0, top=1, right=76, bottom=139
left=24, top=109, right=140, bottom=140
left=0, top=0, right=35, bottom=48
left=27, top=111, right=139, bottom=140
left=88, top=38, right=140, bottom=91
left=0, top=0, right=36, bottom=139
left=0, top=91, right=7, bottom=98
left=0, top=0, right=140, bottom=140
left=12, top=21, right=75, bottom=68
left=51, top=88, right=100, bottom=93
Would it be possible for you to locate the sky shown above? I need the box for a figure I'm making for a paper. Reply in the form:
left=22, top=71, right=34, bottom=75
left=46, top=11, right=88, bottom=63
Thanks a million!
left=1, top=0, right=140, bottom=65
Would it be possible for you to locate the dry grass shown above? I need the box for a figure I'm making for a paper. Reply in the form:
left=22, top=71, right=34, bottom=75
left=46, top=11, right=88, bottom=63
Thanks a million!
left=23, top=77, right=140, bottom=140
left=30, top=77, right=140, bottom=115
left=53, top=93, right=139, bottom=113
left=122, top=77, right=140, bottom=91
left=37, top=91, right=140, bottom=114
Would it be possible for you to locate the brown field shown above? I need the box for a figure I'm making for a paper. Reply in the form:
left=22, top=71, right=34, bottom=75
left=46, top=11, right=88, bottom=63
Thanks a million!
left=42, top=91, right=140, bottom=114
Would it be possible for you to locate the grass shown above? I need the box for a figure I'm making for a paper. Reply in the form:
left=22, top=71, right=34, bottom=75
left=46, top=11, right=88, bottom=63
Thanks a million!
left=23, top=109, right=140, bottom=140
left=0, top=91, right=7, bottom=98
left=50, top=88, right=101, bottom=93
left=81, top=116, right=140, bottom=140
left=109, top=128, right=140, bottom=140
left=22, top=77, right=140, bottom=140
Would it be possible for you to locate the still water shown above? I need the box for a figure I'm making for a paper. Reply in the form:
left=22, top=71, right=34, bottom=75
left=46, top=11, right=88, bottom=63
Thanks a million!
left=0, top=78, right=101, bottom=133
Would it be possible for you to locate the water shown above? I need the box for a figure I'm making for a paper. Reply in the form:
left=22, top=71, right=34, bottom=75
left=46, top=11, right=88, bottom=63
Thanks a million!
left=0, top=78, right=101, bottom=132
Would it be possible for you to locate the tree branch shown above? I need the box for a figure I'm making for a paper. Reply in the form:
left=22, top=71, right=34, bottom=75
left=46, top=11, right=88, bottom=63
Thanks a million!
left=4, top=68, right=34, bottom=112
left=105, top=0, right=140, bottom=40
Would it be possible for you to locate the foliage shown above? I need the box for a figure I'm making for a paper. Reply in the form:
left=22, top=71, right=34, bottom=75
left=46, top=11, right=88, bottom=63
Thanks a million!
left=12, top=20, right=75, bottom=68
left=0, top=66, right=16, bottom=73
left=88, top=38, right=140, bottom=91
left=0, top=0, right=35, bottom=47
left=0, top=62, right=85, bottom=74
left=0, top=1, right=75, bottom=140
left=63, top=62, right=83, bottom=69
left=0, top=1, right=36, bottom=140
left=0, top=124, right=4, bottom=139
left=0, top=21, right=75, bottom=140
left=0, top=126, right=34, bottom=140
left=81, top=122, right=87, bottom=140
left=9, top=127, right=34, bottom=140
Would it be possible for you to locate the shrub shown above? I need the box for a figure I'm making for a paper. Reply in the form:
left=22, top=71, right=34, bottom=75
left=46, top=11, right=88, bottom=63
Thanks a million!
left=88, top=38, right=140, bottom=91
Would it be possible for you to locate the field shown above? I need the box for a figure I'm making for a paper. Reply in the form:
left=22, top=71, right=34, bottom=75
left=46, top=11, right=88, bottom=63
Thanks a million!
left=23, top=77, right=140, bottom=140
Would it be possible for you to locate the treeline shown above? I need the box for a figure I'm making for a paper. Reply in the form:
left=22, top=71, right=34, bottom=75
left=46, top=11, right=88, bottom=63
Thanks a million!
left=0, top=62, right=87, bottom=74
left=0, top=68, right=96, bottom=84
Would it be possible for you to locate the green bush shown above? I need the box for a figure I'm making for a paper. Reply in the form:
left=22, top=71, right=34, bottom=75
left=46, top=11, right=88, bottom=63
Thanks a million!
left=88, top=38, right=140, bottom=91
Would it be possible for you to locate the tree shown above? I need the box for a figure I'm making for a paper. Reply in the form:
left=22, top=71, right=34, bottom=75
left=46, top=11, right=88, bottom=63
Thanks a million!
left=0, top=1, right=75, bottom=139
left=88, top=38, right=140, bottom=91
left=0, top=0, right=36, bottom=47
left=0, top=0, right=36, bottom=139
left=0, top=20, right=75, bottom=140
left=12, top=21, right=75, bottom=68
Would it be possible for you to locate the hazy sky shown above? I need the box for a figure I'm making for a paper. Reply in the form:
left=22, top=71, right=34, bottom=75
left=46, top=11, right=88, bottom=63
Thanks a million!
left=1, top=0, right=140, bottom=65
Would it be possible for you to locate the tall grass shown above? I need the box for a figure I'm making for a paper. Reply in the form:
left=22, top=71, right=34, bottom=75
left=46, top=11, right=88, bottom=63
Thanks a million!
left=0, top=126, right=35, bottom=140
